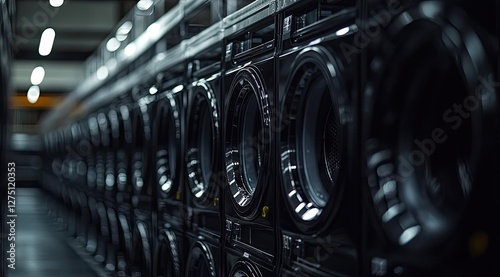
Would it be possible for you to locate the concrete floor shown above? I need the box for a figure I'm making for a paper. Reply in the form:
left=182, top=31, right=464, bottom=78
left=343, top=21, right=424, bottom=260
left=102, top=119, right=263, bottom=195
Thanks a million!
left=6, top=188, right=100, bottom=277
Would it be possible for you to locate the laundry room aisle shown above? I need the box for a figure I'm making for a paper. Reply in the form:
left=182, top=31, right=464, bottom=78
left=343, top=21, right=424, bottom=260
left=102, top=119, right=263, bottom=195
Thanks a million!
left=6, top=188, right=99, bottom=277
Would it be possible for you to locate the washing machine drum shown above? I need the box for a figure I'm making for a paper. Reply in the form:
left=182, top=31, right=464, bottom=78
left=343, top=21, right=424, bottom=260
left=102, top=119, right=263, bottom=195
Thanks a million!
left=156, top=97, right=180, bottom=198
left=186, top=81, right=219, bottom=205
left=156, top=229, right=181, bottom=277
left=185, top=241, right=217, bottom=277
left=364, top=2, right=497, bottom=251
left=280, top=47, right=349, bottom=233
left=228, top=260, right=262, bottom=277
left=225, top=67, right=272, bottom=219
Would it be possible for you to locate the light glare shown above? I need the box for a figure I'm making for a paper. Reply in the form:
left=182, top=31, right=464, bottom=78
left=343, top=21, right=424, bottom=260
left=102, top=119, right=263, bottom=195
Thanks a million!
left=106, top=37, right=121, bottom=52
left=149, top=86, right=158, bottom=95
left=116, top=21, right=133, bottom=41
left=335, top=27, right=350, bottom=36
left=49, top=0, right=64, bottom=8
left=137, top=0, right=154, bottom=11
left=124, top=43, right=136, bottom=57
left=27, top=86, right=41, bottom=104
left=39, top=28, right=56, bottom=56
left=96, top=66, right=109, bottom=80
left=30, top=66, right=45, bottom=85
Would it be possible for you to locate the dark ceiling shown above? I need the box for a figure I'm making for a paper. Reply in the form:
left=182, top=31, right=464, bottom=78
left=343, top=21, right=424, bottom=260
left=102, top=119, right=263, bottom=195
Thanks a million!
left=14, top=0, right=138, bottom=61
left=12, top=0, right=138, bottom=93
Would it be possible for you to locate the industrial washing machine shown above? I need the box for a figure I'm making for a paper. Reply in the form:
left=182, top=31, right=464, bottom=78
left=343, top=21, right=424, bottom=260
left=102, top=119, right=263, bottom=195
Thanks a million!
left=129, top=84, right=155, bottom=277
left=93, top=110, right=116, bottom=271
left=85, top=113, right=109, bottom=261
left=146, top=10, right=190, bottom=275
left=275, top=0, right=361, bottom=276
left=183, top=2, right=225, bottom=276
left=152, top=66, right=186, bottom=277
left=361, top=0, right=500, bottom=275
left=223, top=1, right=278, bottom=275
left=113, top=97, right=136, bottom=275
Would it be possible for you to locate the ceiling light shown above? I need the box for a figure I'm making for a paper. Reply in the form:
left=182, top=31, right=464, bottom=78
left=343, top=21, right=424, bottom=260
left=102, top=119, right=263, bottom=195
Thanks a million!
left=30, top=66, right=45, bottom=85
left=106, top=37, right=121, bottom=52
left=137, top=0, right=154, bottom=11
left=96, top=66, right=109, bottom=80
left=27, top=86, right=41, bottom=104
left=39, top=28, right=56, bottom=56
left=116, top=21, right=133, bottom=41
left=49, top=0, right=64, bottom=8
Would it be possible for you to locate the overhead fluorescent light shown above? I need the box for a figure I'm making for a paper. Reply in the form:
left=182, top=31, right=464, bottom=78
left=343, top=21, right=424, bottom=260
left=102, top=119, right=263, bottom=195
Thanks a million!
left=106, top=37, right=121, bottom=52
left=39, top=28, right=56, bottom=56
left=137, top=0, right=154, bottom=11
left=27, top=86, right=41, bottom=104
left=116, top=21, right=133, bottom=41
left=30, top=66, right=46, bottom=85
left=49, top=0, right=64, bottom=8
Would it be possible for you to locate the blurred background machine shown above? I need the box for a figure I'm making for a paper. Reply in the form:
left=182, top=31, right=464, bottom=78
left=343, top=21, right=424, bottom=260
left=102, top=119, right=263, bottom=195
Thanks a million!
left=1, top=0, right=499, bottom=276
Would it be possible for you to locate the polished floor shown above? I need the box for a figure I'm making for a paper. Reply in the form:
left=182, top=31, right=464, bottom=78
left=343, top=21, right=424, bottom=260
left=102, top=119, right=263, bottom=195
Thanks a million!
left=6, top=188, right=103, bottom=277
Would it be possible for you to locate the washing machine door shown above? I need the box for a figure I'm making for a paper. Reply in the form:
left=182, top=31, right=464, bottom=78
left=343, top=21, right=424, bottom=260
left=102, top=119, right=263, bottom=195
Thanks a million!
left=156, top=229, right=181, bottom=277
left=117, top=105, right=132, bottom=193
left=132, top=220, right=152, bottom=277
left=186, top=80, right=220, bottom=206
left=106, top=109, right=120, bottom=192
left=108, top=109, right=120, bottom=146
left=225, top=66, right=272, bottom=219
left=98, top=112, right=111, bottom=148
left=95, top=112, right=109, bottom=192
left=155, top=95, right=181, bottom=198
left=88, top=115, right=101, bottom=148
left=228, top=260, right=262, bottom=277
left=185, top=241, right=217, bottom=277
left=363, top=2, right=498, bottom=251
left=279, top=47, right=350, bottom=233
left=131, top=104, right=151, bottom=194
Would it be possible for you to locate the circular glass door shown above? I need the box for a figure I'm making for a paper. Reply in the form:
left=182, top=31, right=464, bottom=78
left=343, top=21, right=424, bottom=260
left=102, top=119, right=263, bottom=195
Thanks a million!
left=225, top=67, right=271, bottom=219
left=186, top=80, right=220, bottom=206
left=156, top=95, right=180, bottom=198
left=185, top=241, right=217, bottom=277
left=280, top=48, right=348, bottom=233
left=363, top=2, right=496, bottom=250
